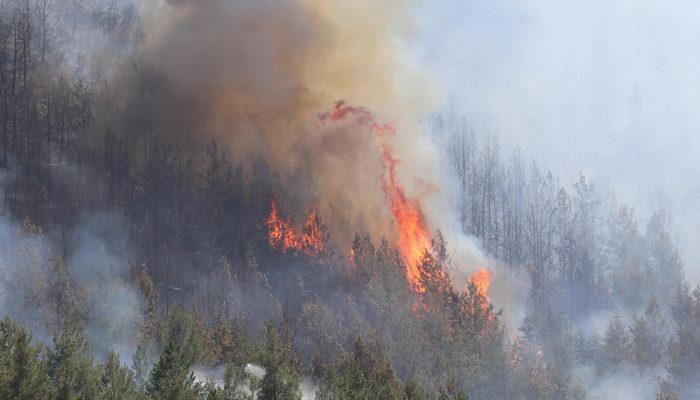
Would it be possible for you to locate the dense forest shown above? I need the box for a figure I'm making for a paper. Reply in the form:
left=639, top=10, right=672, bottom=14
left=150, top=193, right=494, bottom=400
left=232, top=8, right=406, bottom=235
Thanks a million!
left=0, top=1, right=698, bottom=399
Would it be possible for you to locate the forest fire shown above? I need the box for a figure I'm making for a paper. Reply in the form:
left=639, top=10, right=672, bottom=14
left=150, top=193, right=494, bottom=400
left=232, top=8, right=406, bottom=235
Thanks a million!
left=319, top=101, right=433, bottom=292
left=381, top=145, right=433, bottom=292
left=318, top=100, right=396, bottom=136
left=470, top=268, right=491, bottom=303
left=267, top=200, right=324, bottom=256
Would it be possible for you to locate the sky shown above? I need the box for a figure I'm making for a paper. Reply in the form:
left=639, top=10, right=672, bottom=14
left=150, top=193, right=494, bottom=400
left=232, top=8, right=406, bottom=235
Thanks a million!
left=413, top=0, right=700, bottom=283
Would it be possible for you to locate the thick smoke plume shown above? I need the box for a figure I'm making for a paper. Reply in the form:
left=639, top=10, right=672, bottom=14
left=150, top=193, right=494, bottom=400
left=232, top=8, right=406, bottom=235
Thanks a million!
left=104, top=0, right=500, bottom=296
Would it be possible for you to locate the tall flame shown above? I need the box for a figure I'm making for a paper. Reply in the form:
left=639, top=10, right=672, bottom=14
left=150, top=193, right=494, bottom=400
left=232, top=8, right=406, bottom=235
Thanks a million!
left=300, top=209, right=324, bottom=255
left=268, top=199, right=298, bottom=252
left=470, top=268, right=491, bottom=303
left=319, top=101, right=432, bottom=292
left=267, top=200, right=324, bottom=256
left=381, top=144, right=432, bottom=292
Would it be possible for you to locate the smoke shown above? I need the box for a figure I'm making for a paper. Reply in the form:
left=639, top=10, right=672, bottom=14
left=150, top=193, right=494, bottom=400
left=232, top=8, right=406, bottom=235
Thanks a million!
left=69, top=212, right=144, bottom=359
left=192, top=365, right=226, bottom=388
left=0, top=196, right=142, bottom=358
left=574, top=364, right=660, bottom=400
left=415, top=0, right=700, bottom=283
left=98, top=0, right=501, bottom=299
left=242, top=364, right=319, bottom=400
left=119, top=0, right=434, bottom=245
left=0, top=214, right=54, bottom=339
left=192, top=364, right=318, bottom=399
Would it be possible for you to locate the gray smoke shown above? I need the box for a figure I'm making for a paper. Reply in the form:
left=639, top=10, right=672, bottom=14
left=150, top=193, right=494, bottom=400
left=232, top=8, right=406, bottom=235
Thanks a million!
left=0, top=190, right=143, bottom=358
left=415, top=0, right=700, bottom=283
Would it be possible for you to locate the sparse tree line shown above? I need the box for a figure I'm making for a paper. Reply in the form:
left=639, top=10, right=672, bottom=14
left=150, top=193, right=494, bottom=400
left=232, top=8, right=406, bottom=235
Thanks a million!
left=432, top=114, right=697, bottom=398
left=0, top=1, right=697, bottom=399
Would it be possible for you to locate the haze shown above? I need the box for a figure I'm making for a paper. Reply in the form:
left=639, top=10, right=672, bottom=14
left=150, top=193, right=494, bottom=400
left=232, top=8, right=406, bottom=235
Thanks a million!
left=415, top=0, right=700, bottom=282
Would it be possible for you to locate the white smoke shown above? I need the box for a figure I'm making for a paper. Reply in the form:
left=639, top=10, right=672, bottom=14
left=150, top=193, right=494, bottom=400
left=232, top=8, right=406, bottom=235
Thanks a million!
left=0, top=193, right=142, bottom=358
left=415, top=0, right=700, bottom=283
left=192, top=363, right=319, bottom=399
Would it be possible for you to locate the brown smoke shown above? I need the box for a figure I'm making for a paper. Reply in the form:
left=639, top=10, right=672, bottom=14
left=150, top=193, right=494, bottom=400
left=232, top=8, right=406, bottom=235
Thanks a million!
left=102, top=0, right=504, bottom=298
left=94, top=0, right=532, bottom=318
left=109, top=0, right=433, bottom=244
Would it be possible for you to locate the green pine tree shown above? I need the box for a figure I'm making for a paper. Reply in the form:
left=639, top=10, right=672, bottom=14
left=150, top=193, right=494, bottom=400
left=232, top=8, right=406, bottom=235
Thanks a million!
left=256, top=324, right=302, bottom=400
left=131, top=345, right=150, bottom=390
left=0, top=317, right=51, bottom=400
left=47, top=325, right=102, bottom=400
left=317, top=337, right=404, bottom=400
left=146, top=341, right=201, bottom=400
left=101, top=351, right=145, bottom=400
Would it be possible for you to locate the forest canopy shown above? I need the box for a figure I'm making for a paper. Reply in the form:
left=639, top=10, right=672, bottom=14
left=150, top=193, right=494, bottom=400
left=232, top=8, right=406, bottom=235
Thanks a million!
left=0, top=1, right=697, bottom=400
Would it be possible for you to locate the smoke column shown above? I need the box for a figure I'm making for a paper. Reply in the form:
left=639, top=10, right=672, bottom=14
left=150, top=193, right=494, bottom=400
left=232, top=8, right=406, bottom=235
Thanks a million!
left=102, top=0, right=499, bottom=294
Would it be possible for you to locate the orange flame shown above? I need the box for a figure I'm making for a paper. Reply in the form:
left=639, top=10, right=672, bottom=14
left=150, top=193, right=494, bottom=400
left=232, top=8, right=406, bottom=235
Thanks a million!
left=267, top=200, right=324, bottom=256
left=300, top=209, right=324, bottom=255
left=319, top=101, right=432, bottom=292
left=381, top=144, right=432, bottom=292
left=318, top=100, right=395, bottom=136
left=469, top=268, right=491, bottom=303
left=267, top=199, right=297, bottom=251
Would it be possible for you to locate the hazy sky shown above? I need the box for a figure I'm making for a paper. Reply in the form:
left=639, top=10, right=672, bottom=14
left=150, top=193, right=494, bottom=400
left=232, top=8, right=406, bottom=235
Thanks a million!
left=414, top=0, right=700, bottom=282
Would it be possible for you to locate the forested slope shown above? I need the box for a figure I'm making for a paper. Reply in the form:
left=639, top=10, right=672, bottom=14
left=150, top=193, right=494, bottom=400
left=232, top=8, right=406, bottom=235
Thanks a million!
left=0, top=1, right=697, bottom=399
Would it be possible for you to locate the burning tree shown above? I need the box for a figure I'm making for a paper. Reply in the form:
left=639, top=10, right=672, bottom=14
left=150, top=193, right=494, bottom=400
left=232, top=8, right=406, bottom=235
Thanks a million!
left=267, top=199, right=325, bottom=257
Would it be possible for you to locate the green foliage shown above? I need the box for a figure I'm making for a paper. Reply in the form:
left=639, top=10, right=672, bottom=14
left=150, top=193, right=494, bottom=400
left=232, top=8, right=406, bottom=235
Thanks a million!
left=211, top=317, right=250, bottom=367
left=317, top=338, right=404, bottom=400
left=163, top=307, right=204, bottom=366
left=205, top=363, right=255, bottom=400
left=224, top=363, right=255, bottom=400
left=0, top=315, right=254, bottom=400
left=146, top=341, right=201, bottom=400
left=0, top=5, right=695, bottom=396
left=100, top=351, right=146, bottom=400
left=404, top=379, right=428, bottom=400
left=256, top=324, right=302, bottom=400
left=0, top=317, right=51, bottom=400
left=48, top=325, right=101, bottom=400
left=132, top=345, right=150, bottom=390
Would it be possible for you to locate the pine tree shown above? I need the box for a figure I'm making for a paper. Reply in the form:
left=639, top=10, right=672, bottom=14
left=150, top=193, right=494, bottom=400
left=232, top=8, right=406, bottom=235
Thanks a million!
left=0, top=317, right=51, bottom=400
left=223, top=362, right=254, bottom=400
left=146, top=341, right=201, bottom=400
left=131, top=345, right=149, bottom=390
left=47, top=325, right=101, bottom=400
left=629, top=297, right=669, bottom=370
left=256, top=324, right=302, bottom=400
left=601, top=312, right=629, bottom=371
left=101, top=351, right=145, bottom=400
left=164, top=306, right=203, bottom=367
left=668, top=285, right=700, bottom=397
left=317, top=338, right=404, bottom=400
left=645, top=210, right=684, bottom=302
left=629, top=316, right=653, bottom=369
